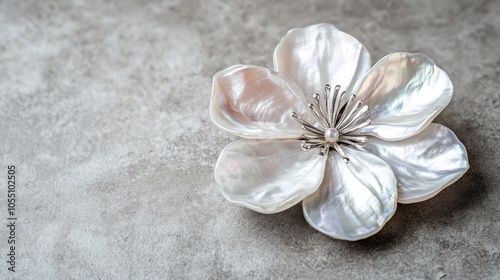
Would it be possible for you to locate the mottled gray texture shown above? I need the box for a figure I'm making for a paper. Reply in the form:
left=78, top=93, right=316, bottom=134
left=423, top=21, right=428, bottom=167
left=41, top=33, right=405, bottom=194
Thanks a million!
left=0, top=0, right=499, bottom=279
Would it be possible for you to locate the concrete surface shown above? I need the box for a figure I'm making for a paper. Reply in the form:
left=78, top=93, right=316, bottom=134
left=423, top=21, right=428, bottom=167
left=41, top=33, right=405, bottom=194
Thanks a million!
left=1, top=0, right=499, bottom=279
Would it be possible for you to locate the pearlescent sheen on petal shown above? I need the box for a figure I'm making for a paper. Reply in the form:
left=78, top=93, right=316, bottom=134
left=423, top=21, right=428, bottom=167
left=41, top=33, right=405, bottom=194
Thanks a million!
left=365, top=124, right=469, bottom=203
left=215, top=139, right=327, bottom=214
left=210, top=65, right=311, bottom=139
left=353, top=52, right=453, bottom=140
left=302, top=146, right=397, bottom=241
left=273, top=23, right=371, bottom=105
left=210, top=23, right=469, bottom=241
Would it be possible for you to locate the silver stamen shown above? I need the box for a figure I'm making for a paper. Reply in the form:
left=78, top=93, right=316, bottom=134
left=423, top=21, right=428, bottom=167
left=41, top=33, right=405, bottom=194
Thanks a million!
left=340, top=119, right=371, bottom=134
left=308, top=103, right=329, bottom=128
left=314, top=93, right=328, bottom=126
left=301, top=141, right=324, bottom=150
left=292, top=112, right=321, bottom=133
left=332, top=89, right=346, bottom=127
left=338, top=104, right=369, bottom=132
left=338, top=139, right=365, bottom=150
left=327, top=85, right=340, bottom=125
left=340, top=135, right=367, bottom=143
left=302, top=125, right=324, bottom=135
left=333, top=143, right=349, bottom=163
left=336, top=99, right=363, bottom=129
left=319, top=144, right=330, bottom=156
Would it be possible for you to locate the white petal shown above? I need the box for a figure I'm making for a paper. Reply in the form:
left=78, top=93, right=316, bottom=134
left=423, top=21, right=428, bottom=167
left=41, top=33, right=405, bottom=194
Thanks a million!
left=210, top=65, right=311, bottom=139
left=302, top=146, right=397, bottom=241
left=215, top=139, right=327, bottom=214
left=274, top=23, right=371, bottom=104
left=352, top=52, right=453, bottom=140
left=365, top=123, right=469, bottom=203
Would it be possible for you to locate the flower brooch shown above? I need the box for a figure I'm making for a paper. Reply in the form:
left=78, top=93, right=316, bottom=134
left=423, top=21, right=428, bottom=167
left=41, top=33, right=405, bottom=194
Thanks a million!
left=210, top=23, right=469, bottom=240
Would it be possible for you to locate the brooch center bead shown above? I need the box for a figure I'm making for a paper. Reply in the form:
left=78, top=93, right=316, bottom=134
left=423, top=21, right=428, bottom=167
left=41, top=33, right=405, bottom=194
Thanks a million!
left=324, top=128, right=340, bottom=142
left=291, top=84, right=372, bottom=163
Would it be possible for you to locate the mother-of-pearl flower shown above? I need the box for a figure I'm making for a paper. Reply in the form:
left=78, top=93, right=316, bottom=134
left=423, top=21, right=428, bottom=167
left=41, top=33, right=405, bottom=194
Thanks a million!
left=210, top=23, right=469, bottom=241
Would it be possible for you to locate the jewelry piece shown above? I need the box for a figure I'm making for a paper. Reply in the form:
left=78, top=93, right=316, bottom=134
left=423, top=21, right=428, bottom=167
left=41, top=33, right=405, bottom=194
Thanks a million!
left=210, top=23, right=469, bottom=241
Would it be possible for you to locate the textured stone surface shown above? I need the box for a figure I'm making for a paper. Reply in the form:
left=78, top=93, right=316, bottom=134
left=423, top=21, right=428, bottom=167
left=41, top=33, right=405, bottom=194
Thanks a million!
left=1, top=0, right=499, bottom=279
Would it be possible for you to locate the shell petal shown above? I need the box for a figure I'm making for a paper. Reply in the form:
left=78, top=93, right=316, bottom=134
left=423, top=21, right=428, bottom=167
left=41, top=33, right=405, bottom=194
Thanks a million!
left=353, top=52, right=453, bottom=140
left=274, top=23, right=371, bottom=104
left=210, top=65, right=310, bottom=139
left=303, top=146, right=397, bottom=240
left=365, top=123, right=469, bottom=203
left=215, top=139, right=327, bottom=214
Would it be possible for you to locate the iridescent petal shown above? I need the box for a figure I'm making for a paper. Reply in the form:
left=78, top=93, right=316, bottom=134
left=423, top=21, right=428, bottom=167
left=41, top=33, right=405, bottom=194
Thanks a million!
left=353, top=52, right=453, bottom=140
left=210, top=65, right=311, bottom=139
left=273, top=23, right=371, bottom=104
left=302, top=146, right=397, bottom=241
left=365, top=123, right=469, bottom=203
left=215, top=139, right=327, bottom=214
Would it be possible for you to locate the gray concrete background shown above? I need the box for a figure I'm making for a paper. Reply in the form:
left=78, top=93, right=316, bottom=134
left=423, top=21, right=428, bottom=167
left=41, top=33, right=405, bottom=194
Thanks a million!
left=0, top=0, right=499, bottom=279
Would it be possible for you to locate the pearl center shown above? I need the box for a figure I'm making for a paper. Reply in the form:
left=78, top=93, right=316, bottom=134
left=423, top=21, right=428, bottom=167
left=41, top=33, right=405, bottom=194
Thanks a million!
left=324, top=128, right=340, bottom=142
